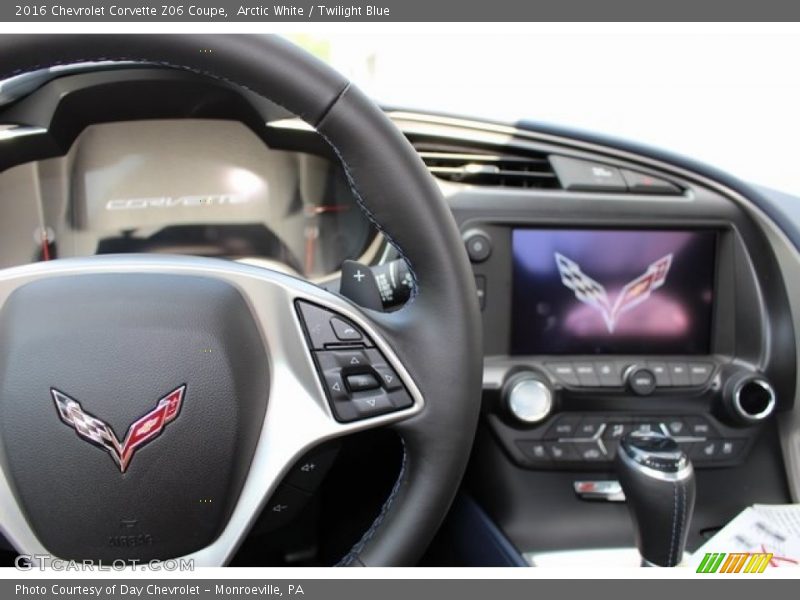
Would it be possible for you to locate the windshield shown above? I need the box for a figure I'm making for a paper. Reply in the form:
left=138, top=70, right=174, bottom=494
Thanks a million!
left=288, top=28, right=800, bottom=196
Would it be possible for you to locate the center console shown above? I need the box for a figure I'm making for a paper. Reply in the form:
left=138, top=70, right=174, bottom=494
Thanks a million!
left=468, top=218, right=794, bottom=474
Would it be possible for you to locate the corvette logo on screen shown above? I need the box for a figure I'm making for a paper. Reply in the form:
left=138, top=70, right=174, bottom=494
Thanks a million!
left=52, top=385, right=185, bottom=473
left=555, top=253, right=673, bottom=333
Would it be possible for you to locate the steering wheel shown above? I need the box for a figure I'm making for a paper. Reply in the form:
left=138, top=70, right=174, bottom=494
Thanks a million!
left=0, top=35, right=482, bottom=566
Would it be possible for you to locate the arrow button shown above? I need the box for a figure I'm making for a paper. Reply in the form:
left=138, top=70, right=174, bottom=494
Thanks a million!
left=373, top=365, right=402, bottom=391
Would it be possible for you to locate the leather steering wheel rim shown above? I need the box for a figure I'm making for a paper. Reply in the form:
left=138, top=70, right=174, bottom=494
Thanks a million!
left=0, top=34, right=482, bottom=567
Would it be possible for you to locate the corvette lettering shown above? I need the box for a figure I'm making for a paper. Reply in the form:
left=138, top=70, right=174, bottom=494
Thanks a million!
left=52, top=386, right=185, bottom=473
left=105, top=195, right=252, bottom=210
left=555, top=252, right=673, bottom=333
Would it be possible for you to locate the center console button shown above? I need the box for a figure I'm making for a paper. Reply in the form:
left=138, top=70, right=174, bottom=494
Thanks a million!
left=574, top=363, right=600, bottom=387
left=691, top=440, right=720, bottom=461
left=594, top=361, right=622, bottom=386
left=688, top=362, right=714, bottom=386
left=546, top=441, right=579, bottom=462
left=685, top=416, right=715, bottom=437
left=661, top=418, right=688, bottom=437
left=719, top=439, right=745, bottom=459
left=667, top=362, right=690, bottom=386
left=603, top=422, right=631, bottom=440
left=646, top=362, right=672, bottom=386
left=576, top=417, right=604, bottom=438
left=574, top=441, right=606, bottom=461
left=545, top=362, right=580, bottom=386
left=517, top=441, right=550, bottom=464
left=631, top=421, right=660, bottom=435
left=546, top=414, right=581, bottom=438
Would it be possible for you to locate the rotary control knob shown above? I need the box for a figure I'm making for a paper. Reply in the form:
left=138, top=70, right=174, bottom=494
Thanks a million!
left=625, top=365, right=657, bottom=396
left=723, top=373, right=776, bottom=426
left=504, top=373, right=553, bottom=424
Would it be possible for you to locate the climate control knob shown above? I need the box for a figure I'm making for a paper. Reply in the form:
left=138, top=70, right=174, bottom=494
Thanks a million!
left=724, top=373, right=776, bottom=426
left=504, top=373, right=553, bottom=424
left=625, top=365, right=657, bottom=396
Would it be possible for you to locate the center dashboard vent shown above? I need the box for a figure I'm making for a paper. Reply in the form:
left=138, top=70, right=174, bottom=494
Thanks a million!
left=412, top=141, right=560, bottom=189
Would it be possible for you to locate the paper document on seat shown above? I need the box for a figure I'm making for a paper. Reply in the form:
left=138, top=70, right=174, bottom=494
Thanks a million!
left=691, top=504, right=800, bottom=569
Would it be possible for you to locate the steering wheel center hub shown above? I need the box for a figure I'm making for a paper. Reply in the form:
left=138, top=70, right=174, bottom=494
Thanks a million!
left=0, top=273, right=269, bottom=561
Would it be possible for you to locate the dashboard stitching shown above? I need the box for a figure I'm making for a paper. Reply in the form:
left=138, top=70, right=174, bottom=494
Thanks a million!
left=335, top=437, right=408, bottom=566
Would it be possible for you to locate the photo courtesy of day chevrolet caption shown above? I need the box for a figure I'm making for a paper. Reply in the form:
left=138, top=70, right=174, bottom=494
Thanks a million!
left=0, top=27, right=797, bottom=577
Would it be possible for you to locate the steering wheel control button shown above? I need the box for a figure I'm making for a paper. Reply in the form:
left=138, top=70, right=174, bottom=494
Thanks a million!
left=253, top=484, right=312, bottom=535
left=330, top=317, right=363, bottom=342
left=667, top=362, right=691, bottom=386
left=323, top=372, right=349, bottom=401
left=285, top=444, right=341, bottom=493
left=688, top=362, right=714, bottom=386
left=620, top=169, right=682, bottom=194
left=296, top=300, right=373, bottom=349
left=339, top=260, right=385, bottom=311
left=463, top=230, right=493, bottom=263
left=312, top=344, right=413, bottom=423
left=372, top=365, right=402, bottom=391
left=625, top=366, right=657, bottom=396
left=545, top=362, right=580, bottom=386
left=550, top=156, right=627, bottom=192
left=320, top=349, right=369, bottom=369
left=345, top=373, right=380, bottom=393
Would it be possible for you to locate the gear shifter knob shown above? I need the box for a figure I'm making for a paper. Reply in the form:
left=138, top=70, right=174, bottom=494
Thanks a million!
left=615, top=431, right=695, bottom=567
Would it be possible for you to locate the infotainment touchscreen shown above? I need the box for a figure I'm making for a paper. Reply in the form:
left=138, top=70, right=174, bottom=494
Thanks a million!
left=511, top=229, right=717, bottom=355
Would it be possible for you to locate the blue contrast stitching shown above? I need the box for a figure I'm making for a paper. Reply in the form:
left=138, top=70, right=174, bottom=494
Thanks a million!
left=336, top=438, right=408, bottom=567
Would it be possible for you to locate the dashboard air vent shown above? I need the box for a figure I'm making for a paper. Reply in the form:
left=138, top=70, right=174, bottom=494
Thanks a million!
left=413, top=142, right=560, bottom=189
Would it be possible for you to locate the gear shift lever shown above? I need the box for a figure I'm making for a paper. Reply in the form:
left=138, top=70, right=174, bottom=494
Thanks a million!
left=614, top=431, right=696, bottom=567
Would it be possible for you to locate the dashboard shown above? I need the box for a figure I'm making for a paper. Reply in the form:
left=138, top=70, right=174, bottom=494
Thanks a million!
left=0, top=63, right=797, bottom=566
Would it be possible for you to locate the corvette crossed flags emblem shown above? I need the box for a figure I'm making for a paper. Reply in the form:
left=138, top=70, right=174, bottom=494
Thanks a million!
left=555, top=252, right=673, bottom=333
left=52, top=385, right=185, bottom=473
